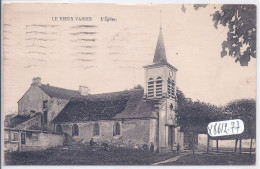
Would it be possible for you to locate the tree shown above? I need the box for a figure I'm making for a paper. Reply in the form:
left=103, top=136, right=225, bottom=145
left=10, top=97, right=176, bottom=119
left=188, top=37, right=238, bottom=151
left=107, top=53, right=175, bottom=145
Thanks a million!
left=175, top=88, right=222, bottom=153
left=132, top=84, right=143, bottom=89
left=176, top=91, right=221, bottom=134
left=212, top=5, right=256, bottom=66
left=224, top=99, right=256, bottom=154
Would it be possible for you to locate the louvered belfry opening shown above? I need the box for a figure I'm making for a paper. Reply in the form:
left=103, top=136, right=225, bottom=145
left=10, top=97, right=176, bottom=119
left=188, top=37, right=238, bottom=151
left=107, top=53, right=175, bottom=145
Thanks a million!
left=167, top=78, right=175, bottom=99
left=171, top=79, right=175, bottom=98
left=147, top=78, right=154, bottom=98
left=156, top=77, right=163, bottom=97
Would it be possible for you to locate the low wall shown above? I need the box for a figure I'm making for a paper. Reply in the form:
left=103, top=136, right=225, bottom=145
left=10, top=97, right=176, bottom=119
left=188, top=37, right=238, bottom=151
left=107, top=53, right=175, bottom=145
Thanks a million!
left=211, top=139, right=256, bottom=148
left=4, top=128, right=65, bottom=152
left=198, top=134, right=256, bottom=152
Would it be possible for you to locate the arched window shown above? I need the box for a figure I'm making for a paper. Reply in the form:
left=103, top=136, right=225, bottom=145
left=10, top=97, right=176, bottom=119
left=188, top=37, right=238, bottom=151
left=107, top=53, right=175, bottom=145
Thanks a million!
left=113, top=122, right=120, bottom=136
left=93, top=123, right=100, bottom=136
left=56, top=124, right=62, bottom=133
left=72, top=124, right=79, bottom=136
left=156, top=77, right=163, bottom=97
left=147, top=78, right=154, bottom=98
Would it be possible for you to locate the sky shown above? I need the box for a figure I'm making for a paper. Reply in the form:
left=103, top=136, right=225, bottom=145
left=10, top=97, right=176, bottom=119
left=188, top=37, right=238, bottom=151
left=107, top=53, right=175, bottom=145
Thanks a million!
left=3, top=3, right=256, bottom=114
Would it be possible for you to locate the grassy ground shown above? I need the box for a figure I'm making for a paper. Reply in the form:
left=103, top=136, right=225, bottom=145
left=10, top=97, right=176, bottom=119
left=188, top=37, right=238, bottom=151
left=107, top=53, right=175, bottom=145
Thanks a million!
left=4, top=143, right=256, bottom=165
left=162, top=152, right=256, bottom=165
left=4, top=143, right=177, bottom=165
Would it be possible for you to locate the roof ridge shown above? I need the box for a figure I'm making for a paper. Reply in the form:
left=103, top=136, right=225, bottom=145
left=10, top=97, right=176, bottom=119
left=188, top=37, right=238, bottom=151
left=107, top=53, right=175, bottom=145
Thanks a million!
left=70, top=88, right=144, bottom=100
left=40, top=84, right=79, bottom=92
left=38, top=84, right=81, bottom=100
left=92, top=88, right=143, bottom=95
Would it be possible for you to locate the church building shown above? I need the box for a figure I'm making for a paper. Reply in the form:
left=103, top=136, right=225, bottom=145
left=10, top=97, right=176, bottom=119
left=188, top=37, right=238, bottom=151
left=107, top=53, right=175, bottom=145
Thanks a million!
left=53, top=27, right=184, bottom=152
left=7, top=27, right=184, bottom=153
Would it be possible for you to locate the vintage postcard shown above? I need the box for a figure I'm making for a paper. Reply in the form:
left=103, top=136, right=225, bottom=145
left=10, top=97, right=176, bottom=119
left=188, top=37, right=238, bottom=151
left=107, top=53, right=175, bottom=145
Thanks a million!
left=2, top=1, right=257, bottom=167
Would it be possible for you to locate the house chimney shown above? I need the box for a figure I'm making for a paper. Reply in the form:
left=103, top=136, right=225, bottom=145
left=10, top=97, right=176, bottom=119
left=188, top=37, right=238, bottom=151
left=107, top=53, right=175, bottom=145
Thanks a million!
left=79, top=86, right=89, bottom=96
left=32, top=77, right=41, bottom=86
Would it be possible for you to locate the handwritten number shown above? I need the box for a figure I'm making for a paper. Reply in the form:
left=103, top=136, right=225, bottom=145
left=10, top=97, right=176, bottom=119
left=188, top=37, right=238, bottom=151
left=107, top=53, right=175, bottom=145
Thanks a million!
left=231, top=122, right=235, bottom=134
left=208, top=125, right=213, bottom=135
left=236, top=121, right=240, bottom=134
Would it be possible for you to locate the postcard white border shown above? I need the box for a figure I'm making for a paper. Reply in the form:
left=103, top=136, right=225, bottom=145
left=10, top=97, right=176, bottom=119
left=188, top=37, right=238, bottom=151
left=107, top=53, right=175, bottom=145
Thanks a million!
left=1, top=1, right=259, bottom=169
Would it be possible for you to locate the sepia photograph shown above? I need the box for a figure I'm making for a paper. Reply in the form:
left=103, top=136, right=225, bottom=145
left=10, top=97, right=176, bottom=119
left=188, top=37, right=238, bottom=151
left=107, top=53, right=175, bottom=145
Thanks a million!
left=2, top=2, right=257, bottom=167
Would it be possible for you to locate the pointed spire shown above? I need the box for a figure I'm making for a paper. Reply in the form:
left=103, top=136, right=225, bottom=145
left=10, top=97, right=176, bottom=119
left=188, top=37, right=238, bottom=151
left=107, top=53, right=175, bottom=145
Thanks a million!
left=153, top=27, right=167, bottom=64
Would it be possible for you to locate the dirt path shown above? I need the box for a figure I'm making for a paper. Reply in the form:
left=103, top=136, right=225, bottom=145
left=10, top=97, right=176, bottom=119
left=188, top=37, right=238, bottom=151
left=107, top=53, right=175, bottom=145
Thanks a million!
left=152, top=151, right=203, bottom=165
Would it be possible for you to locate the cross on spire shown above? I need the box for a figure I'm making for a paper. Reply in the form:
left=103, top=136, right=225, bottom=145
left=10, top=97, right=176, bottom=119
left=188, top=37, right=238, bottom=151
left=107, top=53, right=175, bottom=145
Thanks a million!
left=153, top=11, right=167, bottom=64
left=160, top=10, right=162, bottom=29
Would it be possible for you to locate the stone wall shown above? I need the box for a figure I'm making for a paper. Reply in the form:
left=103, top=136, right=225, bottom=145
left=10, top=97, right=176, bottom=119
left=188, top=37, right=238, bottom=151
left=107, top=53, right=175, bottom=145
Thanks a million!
left=149, top=118, right=158, bottom=150
left=58, top=119, right=151, bottom=148
left=4, top=129, right=65, bottom=152
left=183, top=132, right=198, bottom=150
left=20, top=131, right=65, bottom=151
left=48, top=98, right=69, bottom=129
left=4, top=130, right=19, bottom=152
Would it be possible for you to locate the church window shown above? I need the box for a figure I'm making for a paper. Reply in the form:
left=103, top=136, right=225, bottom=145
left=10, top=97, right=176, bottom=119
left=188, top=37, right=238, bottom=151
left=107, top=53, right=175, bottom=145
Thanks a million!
left=113, top=122, right=120, bottom=136
left=156, top=77, right=163, bottom=97
left=56, top=124, right=62, bottom=133
left=147, top=78, right=154, bottom=98
left=171, top=80, right=175, bottom=97
left=93, top=123, right=100, bottom=136
left=167, top=78, right=175, bottom=98
left=72, top=124, right=79, bottom=136
left=167, top=78, right=171, bottom=97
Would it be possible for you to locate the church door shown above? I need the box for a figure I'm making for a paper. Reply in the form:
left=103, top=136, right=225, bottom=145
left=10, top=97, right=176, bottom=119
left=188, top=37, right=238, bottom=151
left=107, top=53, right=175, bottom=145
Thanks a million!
left=21, top=132, right=26, bottom=145
left=168, top=126, right=174, bottom=150
left=43, top=111, right=48, bottom=124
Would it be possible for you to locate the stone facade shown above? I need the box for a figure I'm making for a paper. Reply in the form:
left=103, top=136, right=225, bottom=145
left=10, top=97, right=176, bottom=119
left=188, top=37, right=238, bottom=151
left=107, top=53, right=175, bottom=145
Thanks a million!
left=48, top=98, right=69, bottom=129
left=18, top=84, right=71, bottom=129
left=56, top=119, right=156, bottom=149
left=18, top=84, right=51, bottom=115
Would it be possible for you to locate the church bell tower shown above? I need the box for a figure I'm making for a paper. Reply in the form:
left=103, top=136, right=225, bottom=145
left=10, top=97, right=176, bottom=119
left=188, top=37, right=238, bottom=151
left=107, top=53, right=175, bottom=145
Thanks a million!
left=143, top=25, right=181, bottom=153
left=143, top=27, right=178, bottom=101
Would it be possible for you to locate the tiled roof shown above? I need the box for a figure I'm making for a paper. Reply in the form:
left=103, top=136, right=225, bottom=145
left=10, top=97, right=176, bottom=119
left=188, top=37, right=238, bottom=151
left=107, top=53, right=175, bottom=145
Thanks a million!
left=7, top=115, right=31, bottom=128
left=53, top=89, right=158, bottom=123
left=6, top=113, right=43, bottom=128
left=39, top=84, right=82, bottom=100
